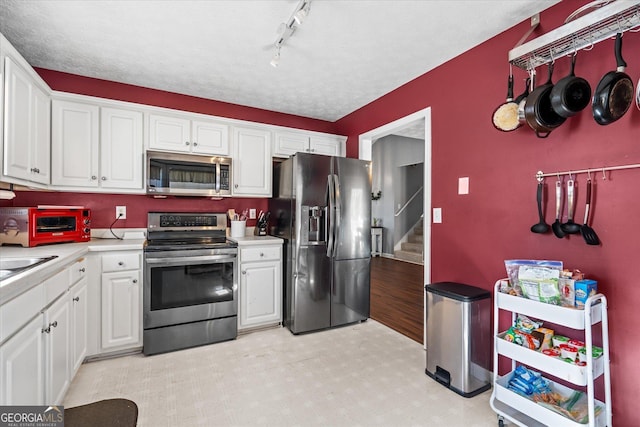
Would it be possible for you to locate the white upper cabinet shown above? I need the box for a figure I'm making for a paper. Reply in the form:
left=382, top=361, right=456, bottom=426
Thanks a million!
left=149, top=113, right=229, bottom=156
left=273, top=130, right=345, bottom=158
left=51, top=99, right=144, bottom=191
left=3, top=56, right=51, bottom=185
left=100, top=107, right=143, bottom=189
left=51, top=99, right=100, bottom=187
left=232, top=126, right=272, bottom=197
left=309, top=135, right=345, bottom=156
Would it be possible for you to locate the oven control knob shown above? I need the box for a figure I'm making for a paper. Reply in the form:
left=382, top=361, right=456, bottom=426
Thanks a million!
left=83, top=228, right=90, bottom=234
left=84, top=219, right=91, bottom=225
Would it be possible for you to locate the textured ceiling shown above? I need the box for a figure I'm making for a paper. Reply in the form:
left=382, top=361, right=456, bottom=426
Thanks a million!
left=0, top=0, right=559, bottom=122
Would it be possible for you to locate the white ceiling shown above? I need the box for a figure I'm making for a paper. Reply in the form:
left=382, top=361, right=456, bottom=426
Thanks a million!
left=0, top=0, right=560, bottom=122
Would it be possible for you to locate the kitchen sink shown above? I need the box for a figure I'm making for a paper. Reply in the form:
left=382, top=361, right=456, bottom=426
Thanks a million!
left=0, top=256, right=58, bottom=282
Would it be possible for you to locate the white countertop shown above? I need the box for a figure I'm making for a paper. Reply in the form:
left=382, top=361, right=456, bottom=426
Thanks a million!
left=229, top=235, right=283, bottom=246
left=0, top=238, right=145, bottom=306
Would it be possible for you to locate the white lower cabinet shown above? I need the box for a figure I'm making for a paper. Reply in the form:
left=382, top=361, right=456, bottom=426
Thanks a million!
left=0, top=315, right=45, bottom=405
left=238, top=243, right=282, bottom=330
left=0, top=256, right=87, bottom=406
left=100, top=251, right=142, bottom=351
left=44, top=294, right=70, bottom=405
left=70, top=276, right=88, bottom=376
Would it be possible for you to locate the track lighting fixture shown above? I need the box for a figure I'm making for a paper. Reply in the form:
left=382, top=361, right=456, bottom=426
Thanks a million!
left=270, top=0, right=312, bottom=67
left=270, top=47, right=281, bottom=68
left=294, top=1, right=311, bottom=25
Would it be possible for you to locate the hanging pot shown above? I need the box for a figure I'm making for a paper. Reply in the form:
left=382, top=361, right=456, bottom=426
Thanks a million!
left=492, top=71, right=520, bottom=132
left=635, top=74, right=640, bottom=111
left=550, top=53, right=591, bottom=117
left=518, top=75, right=533, bottom=126
left=592, top=33, right=634, bottom=125
left=524, top=63, right=566, bottom=138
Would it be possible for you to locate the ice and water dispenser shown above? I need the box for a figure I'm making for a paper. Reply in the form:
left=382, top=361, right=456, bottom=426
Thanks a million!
left=300, top=205, right=326, bottom=244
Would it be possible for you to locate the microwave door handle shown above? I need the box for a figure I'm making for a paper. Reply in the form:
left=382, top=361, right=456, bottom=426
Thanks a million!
left=215, top=163, right=221, bottom=193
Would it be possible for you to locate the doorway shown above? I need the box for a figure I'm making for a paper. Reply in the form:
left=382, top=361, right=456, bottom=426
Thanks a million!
left=358, top=107, right=431, bottom=346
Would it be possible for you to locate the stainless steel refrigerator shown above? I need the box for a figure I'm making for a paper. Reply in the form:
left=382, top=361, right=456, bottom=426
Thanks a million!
left=270, top=152, right=372, bottom=334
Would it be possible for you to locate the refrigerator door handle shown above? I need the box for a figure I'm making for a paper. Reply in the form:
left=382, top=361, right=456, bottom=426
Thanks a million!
left=327, top=174, right=336, bottom=257
left=333, top=173, right=341, bottom=253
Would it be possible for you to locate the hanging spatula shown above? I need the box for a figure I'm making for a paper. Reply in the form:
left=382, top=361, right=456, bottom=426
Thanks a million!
left=580, top=179, right=600, bottom=245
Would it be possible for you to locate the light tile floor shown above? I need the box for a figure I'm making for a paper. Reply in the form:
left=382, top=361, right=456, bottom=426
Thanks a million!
left=64, top=320, right=498, bottom=426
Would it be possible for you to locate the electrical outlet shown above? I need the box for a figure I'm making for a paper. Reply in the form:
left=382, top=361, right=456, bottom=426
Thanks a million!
left=249, top=209, right=256, bottom=219
left=115, top=206, right=127, bottom=220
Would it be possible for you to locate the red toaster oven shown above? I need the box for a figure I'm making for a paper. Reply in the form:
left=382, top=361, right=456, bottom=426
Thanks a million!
left=0, top=207, right=91, bottom=247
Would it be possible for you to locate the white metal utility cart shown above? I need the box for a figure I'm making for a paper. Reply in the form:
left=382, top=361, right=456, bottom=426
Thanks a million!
left=490, top=280, right=612, bottom=427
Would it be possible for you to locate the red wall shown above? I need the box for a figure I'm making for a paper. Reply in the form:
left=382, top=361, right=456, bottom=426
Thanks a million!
left=336, top=1, right=639, bottom=424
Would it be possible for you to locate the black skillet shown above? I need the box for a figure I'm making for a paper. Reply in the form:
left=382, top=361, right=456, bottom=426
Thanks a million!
left=592, top=33, right=634, bottom=125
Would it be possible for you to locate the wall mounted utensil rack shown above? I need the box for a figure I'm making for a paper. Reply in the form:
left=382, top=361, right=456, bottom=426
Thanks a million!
left=536, top=162, right=640, bottom=181
left=509, top=0, right=640, bottom=71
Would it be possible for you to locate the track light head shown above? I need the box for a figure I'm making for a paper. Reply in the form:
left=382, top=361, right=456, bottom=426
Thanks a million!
left=294, top=2, right=310, bottom=25
left=270, top=48, right=281, bottom=68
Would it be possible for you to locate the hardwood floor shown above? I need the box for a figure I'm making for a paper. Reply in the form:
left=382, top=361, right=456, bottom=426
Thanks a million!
left=370, top=256, right=424, bottom=344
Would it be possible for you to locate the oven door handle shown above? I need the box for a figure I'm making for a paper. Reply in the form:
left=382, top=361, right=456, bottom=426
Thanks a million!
left=145, top=254, right=236, bottom=265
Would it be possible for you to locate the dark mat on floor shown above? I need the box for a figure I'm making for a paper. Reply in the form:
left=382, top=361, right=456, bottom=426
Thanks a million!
left=64, top=398, right=138, bottom=426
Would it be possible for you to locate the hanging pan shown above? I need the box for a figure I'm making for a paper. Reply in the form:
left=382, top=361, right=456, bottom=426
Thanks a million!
left=492, top=70, right=520, bottom=132
left=636, top=74, right=640, bottom=111
left=550, top=53, right=591, bottom=117
left=524, top=62, right=566, bottom=138
left=592, top=33, right=634, bottom=125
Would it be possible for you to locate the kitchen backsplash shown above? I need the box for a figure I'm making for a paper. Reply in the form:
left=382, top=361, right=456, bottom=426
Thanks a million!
left=0, top=190, right=269, bottom=228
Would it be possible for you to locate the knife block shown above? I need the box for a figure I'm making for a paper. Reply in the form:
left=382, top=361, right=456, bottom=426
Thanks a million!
left=254, top=225, right=267, bottom=236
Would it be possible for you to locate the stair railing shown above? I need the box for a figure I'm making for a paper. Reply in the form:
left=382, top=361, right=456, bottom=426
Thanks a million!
left=394, top=186, right=423, bottom=217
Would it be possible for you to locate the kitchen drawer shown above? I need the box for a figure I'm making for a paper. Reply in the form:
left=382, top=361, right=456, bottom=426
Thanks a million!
left=69, top=257, right=87, bottom=285
left=101, top=252, right=140, bottom=272
left=44, top=267, right=71, bottom=306
left=241, top=246, right=281, bottom=262
left=0, top=283, right=45, bottom=343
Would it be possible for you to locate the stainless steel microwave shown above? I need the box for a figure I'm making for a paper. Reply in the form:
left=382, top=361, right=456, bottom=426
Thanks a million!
left=146, top=151, right=232, bottom=197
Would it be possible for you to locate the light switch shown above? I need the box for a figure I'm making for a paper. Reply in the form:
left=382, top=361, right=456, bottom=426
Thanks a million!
left=433, top=208, right=442, bottom=224
left=458, top=177, right=469, bottom=195
left=249, top=209, right=256, bottom=219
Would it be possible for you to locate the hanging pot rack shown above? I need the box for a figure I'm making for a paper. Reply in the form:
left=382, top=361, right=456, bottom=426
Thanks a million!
left=535, top=162, right=640, bottom=181
left=509, top=0, right=640, bottom=71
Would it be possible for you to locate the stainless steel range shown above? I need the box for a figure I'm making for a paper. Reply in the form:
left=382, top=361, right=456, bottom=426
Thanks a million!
left=143, top=212, right=238, bottom=355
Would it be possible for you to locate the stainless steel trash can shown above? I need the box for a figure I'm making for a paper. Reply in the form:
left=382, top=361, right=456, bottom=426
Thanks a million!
left=425, top=282, right=491, bottom=397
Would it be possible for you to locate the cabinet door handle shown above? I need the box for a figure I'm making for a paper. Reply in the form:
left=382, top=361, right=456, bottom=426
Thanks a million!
left=260, top=253, right=264, bottom=257
left=185, top=141, right=190, bottom=146
left=193, top=142, right=198, bottom=146
left=132, top=279, right=138, bottom=284
left=242, top=270, right=246, bottom=275
left=234, top=184, right=238, bottom=189
left=79, top=268, right=86, bottom=273
left=35, top=168, right=40, bottom=173
left=42, top=327, right=50, bottom=334
left=73, top=296, right=80, bottom=302
left=101, top=176, right=107, bottom=181
left=91, top=175, right=97, bottom=180
left=118, top=261, right=124, bottom=266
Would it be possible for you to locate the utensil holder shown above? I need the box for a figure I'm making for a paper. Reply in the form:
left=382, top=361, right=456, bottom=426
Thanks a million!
left=230, top=220, right=246, bottom=237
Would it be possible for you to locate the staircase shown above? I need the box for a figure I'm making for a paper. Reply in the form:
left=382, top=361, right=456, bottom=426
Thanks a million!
left=394, top=220, right=424, bottom=264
